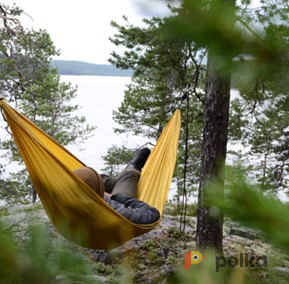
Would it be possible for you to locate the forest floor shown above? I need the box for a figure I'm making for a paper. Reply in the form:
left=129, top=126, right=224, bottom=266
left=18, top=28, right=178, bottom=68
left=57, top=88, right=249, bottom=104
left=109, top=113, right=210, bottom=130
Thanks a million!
left=1, top=203, right=289, bottom=283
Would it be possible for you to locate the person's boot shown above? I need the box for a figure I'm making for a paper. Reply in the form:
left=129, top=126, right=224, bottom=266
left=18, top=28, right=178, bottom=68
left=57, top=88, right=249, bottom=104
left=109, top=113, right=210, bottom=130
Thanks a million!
left=129, top=148, right=151, bottom=171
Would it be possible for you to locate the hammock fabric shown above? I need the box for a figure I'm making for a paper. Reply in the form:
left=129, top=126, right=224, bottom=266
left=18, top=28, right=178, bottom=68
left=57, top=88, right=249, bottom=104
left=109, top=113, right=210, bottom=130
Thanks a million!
left=0, top=99, right=181, bottom=250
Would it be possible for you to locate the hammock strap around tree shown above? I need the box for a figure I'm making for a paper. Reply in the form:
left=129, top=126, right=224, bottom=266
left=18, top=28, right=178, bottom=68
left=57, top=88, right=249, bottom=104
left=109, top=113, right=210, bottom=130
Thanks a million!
left=0, top=99, right=181, bottom=250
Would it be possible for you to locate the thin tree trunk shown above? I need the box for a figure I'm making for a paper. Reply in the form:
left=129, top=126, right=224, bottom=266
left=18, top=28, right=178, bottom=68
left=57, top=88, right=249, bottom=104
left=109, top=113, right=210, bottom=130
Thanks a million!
left=196, top=48, right=232, bottom=253
left=32, top=186, right=37, bottom=203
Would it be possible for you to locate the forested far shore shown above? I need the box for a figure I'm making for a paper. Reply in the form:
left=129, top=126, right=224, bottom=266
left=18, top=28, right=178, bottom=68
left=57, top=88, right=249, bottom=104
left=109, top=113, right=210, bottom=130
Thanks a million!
left=51, top=60, right=133, bottom=76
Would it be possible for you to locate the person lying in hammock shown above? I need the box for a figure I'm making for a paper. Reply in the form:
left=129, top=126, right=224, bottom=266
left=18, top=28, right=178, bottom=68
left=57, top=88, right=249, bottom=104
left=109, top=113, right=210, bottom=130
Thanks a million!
left=73, top=148, right=160, bottom=224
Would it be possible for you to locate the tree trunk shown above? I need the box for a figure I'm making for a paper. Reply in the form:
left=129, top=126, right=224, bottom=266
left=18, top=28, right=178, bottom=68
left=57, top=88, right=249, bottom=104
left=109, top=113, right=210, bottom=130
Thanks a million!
left=32, top=186, right=37, bottom=203
left=196, top=48, right=232, bottom=253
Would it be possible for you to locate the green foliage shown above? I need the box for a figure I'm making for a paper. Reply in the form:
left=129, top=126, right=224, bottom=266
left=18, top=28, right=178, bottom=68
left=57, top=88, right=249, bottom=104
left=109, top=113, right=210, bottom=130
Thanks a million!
left=0, top=171, right=34, bottom=205
left=107, top=0, right=289, bottom=255
left=164, top=0, right=282, bottom=76
left=0, top=4, right=96, bottom=204
left=208, top=166, right=289, bottom=255
left=0, top=222, right=97, bottom=283
left=108, top=0, right=289, bottom=201
left=227, top=0, right=289, bottom=193
left=101, top=145, right=136, bottom=176
left=109, top=7, right=206, bottom=204
left=229, top=90, right=289, bottom=193
left=165, top=201, right=197, bottom=216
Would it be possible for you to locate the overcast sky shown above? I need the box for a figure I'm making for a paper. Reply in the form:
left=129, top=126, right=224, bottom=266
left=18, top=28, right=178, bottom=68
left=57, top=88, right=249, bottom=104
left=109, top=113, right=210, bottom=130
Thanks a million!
left=9, top=0, right=171, bottom=64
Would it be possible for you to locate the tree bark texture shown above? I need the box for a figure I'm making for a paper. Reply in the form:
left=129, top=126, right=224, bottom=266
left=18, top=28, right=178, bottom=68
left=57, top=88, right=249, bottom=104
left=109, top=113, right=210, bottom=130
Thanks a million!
left=196, top=49, right=231, bottom=253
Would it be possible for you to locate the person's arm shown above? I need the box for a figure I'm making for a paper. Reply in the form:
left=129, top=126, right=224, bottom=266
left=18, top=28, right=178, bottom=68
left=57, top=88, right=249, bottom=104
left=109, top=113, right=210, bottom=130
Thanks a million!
left=104, top=193, right=160, bottom=224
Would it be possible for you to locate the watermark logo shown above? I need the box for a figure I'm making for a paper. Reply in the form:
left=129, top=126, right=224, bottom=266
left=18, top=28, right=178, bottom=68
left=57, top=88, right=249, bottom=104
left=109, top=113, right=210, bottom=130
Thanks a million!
left=184, top=252, right=267, bottom=272
left=185, top=251, right=207, bottom=270
left=216, top=253, right=267, bottom=272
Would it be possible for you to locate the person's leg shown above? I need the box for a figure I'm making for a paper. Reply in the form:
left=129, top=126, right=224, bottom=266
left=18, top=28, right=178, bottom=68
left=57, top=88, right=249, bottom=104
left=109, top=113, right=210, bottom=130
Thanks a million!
left=111, top=165, right=140, bottom=198
left=110, top=147, right=151, bottom=197
left=100, top=174, right=117, bottom=194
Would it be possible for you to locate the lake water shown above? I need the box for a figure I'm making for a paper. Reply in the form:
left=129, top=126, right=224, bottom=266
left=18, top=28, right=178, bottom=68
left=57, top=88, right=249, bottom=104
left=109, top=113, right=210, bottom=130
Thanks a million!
left=61, top=75, right=148, bottom=171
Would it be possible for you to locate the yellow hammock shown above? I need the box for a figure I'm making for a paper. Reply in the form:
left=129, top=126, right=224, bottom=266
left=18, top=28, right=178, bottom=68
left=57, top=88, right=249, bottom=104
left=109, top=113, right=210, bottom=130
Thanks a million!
left=0, top=99, right=181, bottom=250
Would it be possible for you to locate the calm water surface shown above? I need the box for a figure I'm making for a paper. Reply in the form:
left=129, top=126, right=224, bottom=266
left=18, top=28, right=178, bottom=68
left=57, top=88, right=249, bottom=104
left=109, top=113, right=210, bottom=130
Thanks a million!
left=62, top=75, right=147, bottom=171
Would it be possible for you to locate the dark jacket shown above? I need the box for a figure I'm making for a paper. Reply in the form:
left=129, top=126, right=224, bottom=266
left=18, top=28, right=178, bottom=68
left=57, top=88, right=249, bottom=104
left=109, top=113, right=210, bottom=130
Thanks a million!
left=104, top=193, right=160, bottom=224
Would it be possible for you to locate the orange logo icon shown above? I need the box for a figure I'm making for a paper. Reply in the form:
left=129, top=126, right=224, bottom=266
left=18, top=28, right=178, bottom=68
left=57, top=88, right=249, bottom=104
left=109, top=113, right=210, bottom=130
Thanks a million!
left=185, top=251, right=207, bottom=270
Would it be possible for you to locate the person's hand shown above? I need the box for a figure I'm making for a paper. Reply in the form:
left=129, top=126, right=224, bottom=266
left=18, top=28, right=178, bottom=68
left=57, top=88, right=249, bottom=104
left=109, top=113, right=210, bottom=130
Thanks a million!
left=104, top=192, right=112, bottom=199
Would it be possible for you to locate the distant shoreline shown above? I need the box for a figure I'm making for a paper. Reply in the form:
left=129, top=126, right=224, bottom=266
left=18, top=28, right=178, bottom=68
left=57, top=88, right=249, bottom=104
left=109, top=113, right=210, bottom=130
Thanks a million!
left=51, top=60, right=133, bottom=77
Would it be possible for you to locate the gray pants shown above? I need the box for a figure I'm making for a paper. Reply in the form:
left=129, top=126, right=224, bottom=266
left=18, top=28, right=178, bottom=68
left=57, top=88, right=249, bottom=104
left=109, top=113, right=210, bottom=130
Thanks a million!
left=101, top=166, right=140, bottom=198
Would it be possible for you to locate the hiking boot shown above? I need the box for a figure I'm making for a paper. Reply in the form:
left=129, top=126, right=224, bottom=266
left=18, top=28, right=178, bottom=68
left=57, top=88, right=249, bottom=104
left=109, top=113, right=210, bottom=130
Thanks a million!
left=130, top=148, right=151, bottom=171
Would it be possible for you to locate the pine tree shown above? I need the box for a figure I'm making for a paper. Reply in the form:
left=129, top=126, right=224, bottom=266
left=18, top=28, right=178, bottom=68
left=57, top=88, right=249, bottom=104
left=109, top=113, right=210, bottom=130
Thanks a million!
left=108, top=0, right=288, bottom=253
left=0, top=4, right=96, bottom=204
left=108, top=9, right=206, bottom=205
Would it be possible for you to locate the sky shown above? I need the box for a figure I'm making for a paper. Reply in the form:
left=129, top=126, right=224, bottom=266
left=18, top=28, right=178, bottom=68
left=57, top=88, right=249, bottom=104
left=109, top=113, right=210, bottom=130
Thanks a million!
left=7, top=0, right=171, bottom=64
